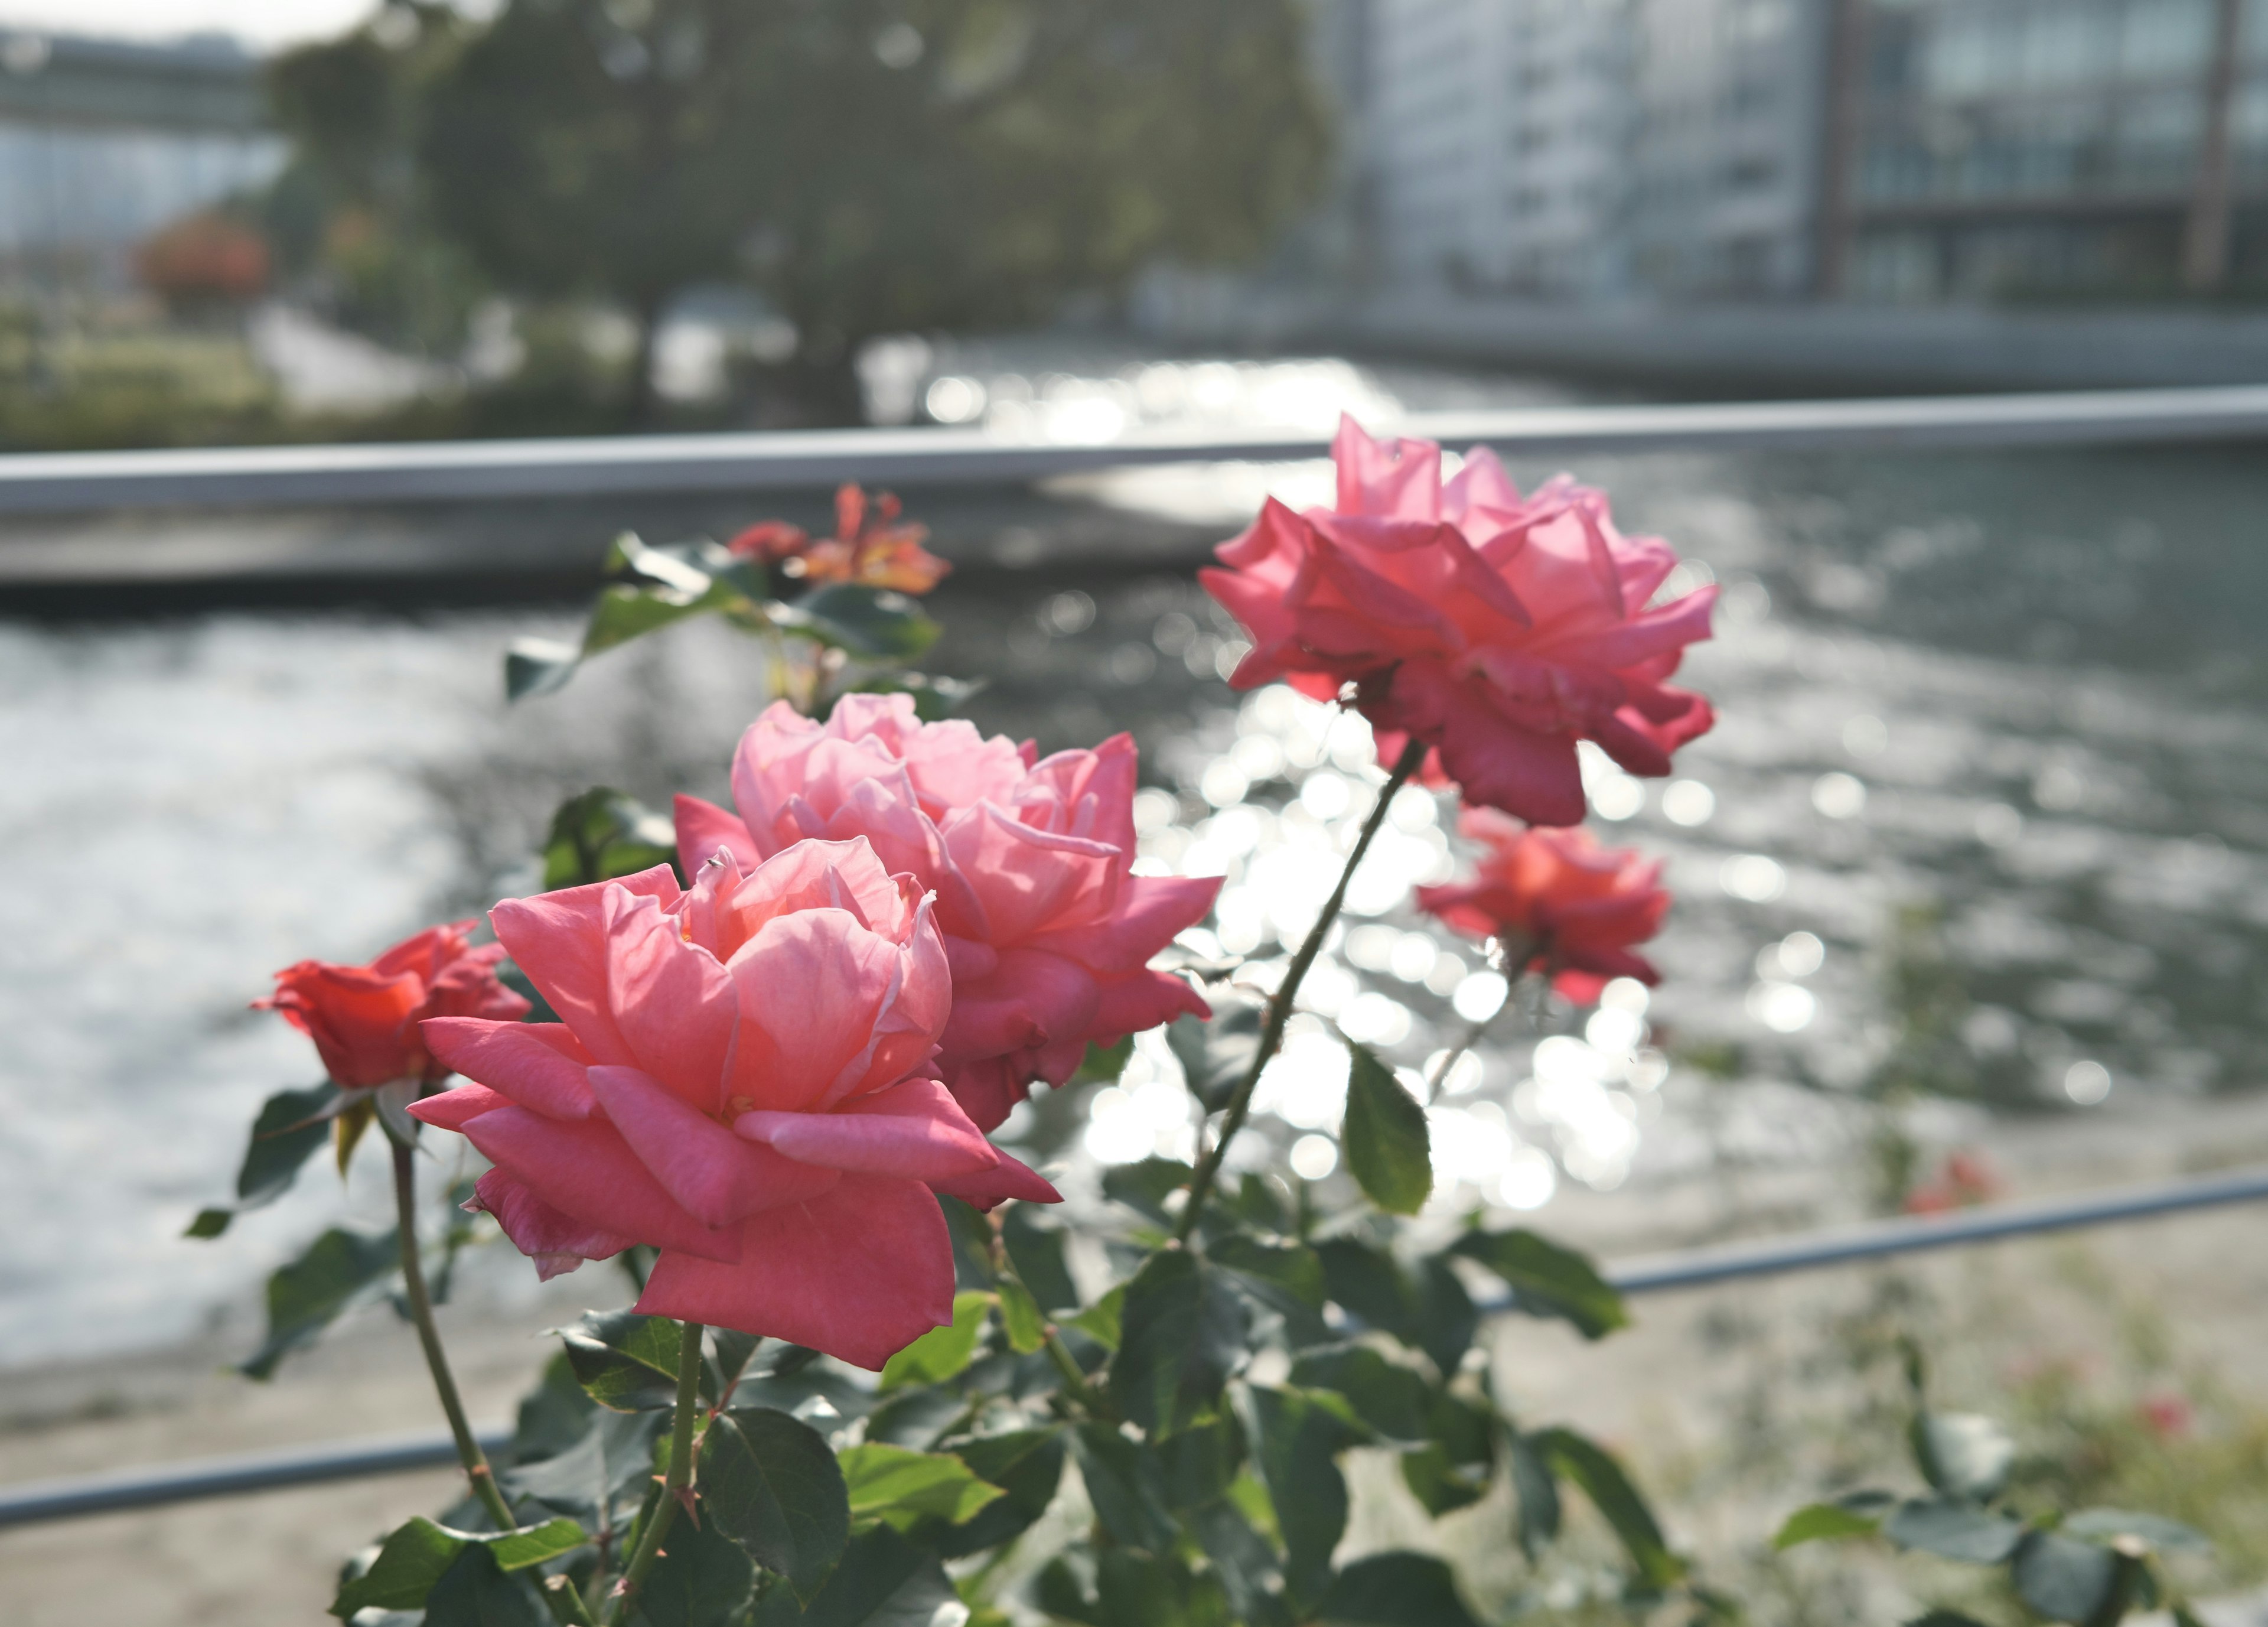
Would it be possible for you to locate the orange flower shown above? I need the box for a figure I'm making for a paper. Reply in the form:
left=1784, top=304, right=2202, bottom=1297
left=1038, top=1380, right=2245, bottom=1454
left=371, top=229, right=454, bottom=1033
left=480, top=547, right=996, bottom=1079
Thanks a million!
left=726, top=484, right=950, bottom=594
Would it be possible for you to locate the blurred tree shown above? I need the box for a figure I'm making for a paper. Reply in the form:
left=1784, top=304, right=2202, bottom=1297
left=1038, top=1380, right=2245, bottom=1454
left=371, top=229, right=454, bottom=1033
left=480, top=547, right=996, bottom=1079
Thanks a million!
left=262, top=3, right=487, bottom=357
left=416, top=0, right=1331, bottom=424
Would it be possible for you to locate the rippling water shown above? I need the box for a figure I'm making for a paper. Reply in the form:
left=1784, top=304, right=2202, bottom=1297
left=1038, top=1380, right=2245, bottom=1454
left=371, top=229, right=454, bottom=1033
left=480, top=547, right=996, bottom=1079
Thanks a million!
left=6, top=346, right=2267, bottom=1364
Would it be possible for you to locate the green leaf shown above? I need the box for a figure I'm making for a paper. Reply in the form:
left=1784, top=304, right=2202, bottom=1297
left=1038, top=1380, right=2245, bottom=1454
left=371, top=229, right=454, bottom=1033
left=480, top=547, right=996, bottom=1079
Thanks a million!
left=2064, top=1508, right=2210, bottom=1552
left=505, top=636, right=584, bottom=701
left=1450, top=1228, right=1628, bottom=1340
left=585, top=580, right=738, bottom=659
left=1188, top=1498, right=1285, bottom=1625
left=911, top=1428, right=1065, bottom=1558
left=1213, top=1235, right=1330, bottom=1348
left=2013, top=1530, right=2135, bottom=1625
left=1071, top=1034, right=1135, bottom=1087
left=1317, top=1552, right=1485, bottom=1627
left=1067, top=1285, right=1125, bottom=1352
left=1905, top=1614, right=1999, bottom=1627
left=1412, top=1257, right=1478, bottom=1379
left=700, top=1411, right=849, bottom=1596
left=1002, top=1203, right=1080, bottom=1314
left=542, top=787, right=679, bottom=891
left=709, top=1329, right=764, bottom=1400
left=838, top=1444, right=1003, bottom=1528
left=423, top=1545, right=552, bottom=1627
left=748, top=1525, right=957, bottom=1627
left=1775, top=1502, right=1886, bottom=1549
left=1910, top=1411, right=2016, bottom=1502
left=1509, top=1432, right=1561, bottom=1557
left=843, top=671, right=986, bottom=721
left=1341, top=1042, right=1432, bottom=1215
left=777, top=584, right=940, bottom=660
left=1316, top=1238, right=1416, bottom=1342
left=1070, top=1422, right=1179, bottom=1554
left=1167, top=1000, right=1263, bottom=1112
left=1102, top=1157, right=1195, bottom=1227
left=1244, top=1386, right=1363, bottom=1605
left=1288, top=1346, right=1433, bottom=1443
left=1400, top=1441, right=1491, bottom=1518
left=1533, top=1428, right=1685, bottom=1588
left=631, top=1511, right=756, bottom=1627
left=876, top=1290, right=990, bottom=1391
left=1110, top=1249, right=1249, bottom=1435
left=504, top=1407, right=666, bottom=1526
left=996, top=1277, right=1047, bottom=1355
left=187, top=1081, right=344, bottom=1238
left=331, top=1516, right=587, bottom=1616
left=561, top=1311, right=687, bottom=1412
left=241, top=1225, right=399, bottom=1380
left=1883, top=1497, right=2026, bottom=1563
left=1157, top=1414, right=1246, bottom=1511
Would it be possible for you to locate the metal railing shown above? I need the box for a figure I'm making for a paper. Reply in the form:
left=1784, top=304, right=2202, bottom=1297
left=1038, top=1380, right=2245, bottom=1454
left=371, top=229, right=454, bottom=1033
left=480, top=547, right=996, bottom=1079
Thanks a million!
left=4, top=1162, right=2264, bottom=1530
left=0, top=384, right=2266, bottom=513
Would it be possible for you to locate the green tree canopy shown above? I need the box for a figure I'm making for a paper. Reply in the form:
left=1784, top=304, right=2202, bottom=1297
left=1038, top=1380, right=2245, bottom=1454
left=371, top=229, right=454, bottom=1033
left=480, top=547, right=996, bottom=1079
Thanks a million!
left=415, top=0, right=1331, bottom=421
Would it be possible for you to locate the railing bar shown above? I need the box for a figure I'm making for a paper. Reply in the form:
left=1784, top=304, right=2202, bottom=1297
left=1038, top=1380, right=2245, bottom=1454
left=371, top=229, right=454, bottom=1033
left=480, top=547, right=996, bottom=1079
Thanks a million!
left=1, top=385, right=2267, bottom=514
left=1, top=1162, right=2262, bottom=1528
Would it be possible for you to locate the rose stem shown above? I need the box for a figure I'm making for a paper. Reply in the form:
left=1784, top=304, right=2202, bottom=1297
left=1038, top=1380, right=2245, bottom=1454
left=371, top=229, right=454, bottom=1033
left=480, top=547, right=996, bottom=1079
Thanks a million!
left=1420, top=954, right=1539, bottom=1104
left=390, top=1136, right=519, bottom=1532
left=608, top=1319, right=706, bottom=1623
left=1178, top=734, right=1429, bottom=1242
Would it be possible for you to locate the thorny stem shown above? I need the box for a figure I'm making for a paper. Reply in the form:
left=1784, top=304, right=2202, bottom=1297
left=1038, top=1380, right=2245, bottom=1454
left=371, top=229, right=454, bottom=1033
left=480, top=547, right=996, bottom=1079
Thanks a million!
left=1177, top=736, right=1429, bottom=1242
left=390, top=1136, right=519, bottom=1533
left=608, top=1319, right=706, bottom=1624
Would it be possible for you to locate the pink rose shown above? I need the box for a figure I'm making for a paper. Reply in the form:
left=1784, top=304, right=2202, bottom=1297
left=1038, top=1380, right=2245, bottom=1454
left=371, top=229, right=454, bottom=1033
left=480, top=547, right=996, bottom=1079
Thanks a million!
left=1416, top=810, right=1667, bottom=1004
left=259, top=921, right=528, bottom=1090
left=407, top=837, right=1057, bottom=1370
left=675, top=695, right=1221, bottom=1132
left=1201, top=415, right=1716, bottom=827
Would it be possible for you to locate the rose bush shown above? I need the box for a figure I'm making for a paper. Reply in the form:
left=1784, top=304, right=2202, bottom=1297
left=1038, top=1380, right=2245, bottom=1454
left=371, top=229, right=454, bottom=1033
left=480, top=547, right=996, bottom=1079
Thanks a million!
left=408, top=837, right=1057, bottom=1368
left=1201, top=415, right=1717, bottom=826
left=674, top=694, right=1220, bottom=1131
left=1418, top=808, right=1669, bottom=1002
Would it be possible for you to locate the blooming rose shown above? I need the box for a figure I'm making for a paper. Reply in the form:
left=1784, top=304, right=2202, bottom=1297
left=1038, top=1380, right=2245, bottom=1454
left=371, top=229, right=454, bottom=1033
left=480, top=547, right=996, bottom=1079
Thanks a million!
left=1201, top=416, right=1716, bottom=827
left=408, top=837, right=1057, bottom=1369
left=258, top=921, right=528, bottom=1090
left=676, top=695, right=1220, bottom=1133
left=728, top=483, right=950, bottom=594
left=1416, top=810, right=1667, bottom=1003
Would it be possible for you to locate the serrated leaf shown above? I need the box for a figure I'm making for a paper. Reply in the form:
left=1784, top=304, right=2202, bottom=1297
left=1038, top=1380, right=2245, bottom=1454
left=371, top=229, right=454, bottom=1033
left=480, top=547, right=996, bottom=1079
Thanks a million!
left=504, top=1407, right=666, bottom=1525
left=561, top=1311, right=687, bottom=1412
left=242, top=1225, right=399, bottom=1380
left=1214, top=1235, right=1331, bottom=1348
left=2064, top=1508, right=2210, bottom=1552
left=1002, top=1203, right=1080, bottom=1314
left=423, top=1545, right=552, bottom=1627
left=330, top=1516, right=586, bottom=1616
left=185, top=1081, right=343, bottom=1238
left=838, top=1444, right=1003, bottom=1528
left=1111, top=1249, right=1248, bottom=1435
left=710, top=1329, right=764, bottom=1401
left=2014, top=1530, right=2133, bottom=1625
left=1884, top=1496, right=2026, bottom=1563
left=700, top=1411, right=849, bottom=1595
left=1774, top=1502, right=1885, bottom=1548
left=1451, top=1228, right=1628, bottom=1340
left=996, top=1277, right=1047, bottom=1355
left=1102, top=1156, right=1195, bottom=1226
left=1168, top=1001, right=1263, bottom=1112
left=911, top=1428, right=1065, bottom=1558
left=1911, top=1410, right=2015, bottom=1501
left=631, top=1509, right=755, bottom=1627
left=1318, top=1551, right=1485, bottom=1627
left=1067, top=1284, right=1125, bottom=1352
left=1533, top=1427, right=1684, bottom=1588
left=1288, top=1345, right=1433, bottom=1443
left=877, top=1290, right=990, bottom=1391
left=748, top=1524, right=956, bottom=1626
left=1244, top=1385, right=1363, bottom=1605
left=1071, top=1422, right=1179, bottom=1553
left=1342, top=1042, right=1433, bottom=1214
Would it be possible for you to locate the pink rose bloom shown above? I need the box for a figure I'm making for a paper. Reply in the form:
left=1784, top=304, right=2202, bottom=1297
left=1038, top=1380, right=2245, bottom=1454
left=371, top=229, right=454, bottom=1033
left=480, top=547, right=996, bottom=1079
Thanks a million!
left=1201, top=415, right=1716, bottom=827
left=675, top=695, right=1221, bottom=1133
left=1416, top=810, right=1668, bottom=1004
left=407, top=837, right=1057, bottom=1370
left=258, top=921, right=528, bottom=1090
